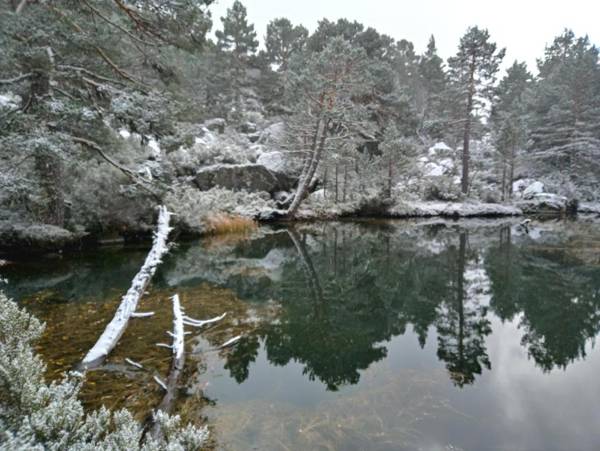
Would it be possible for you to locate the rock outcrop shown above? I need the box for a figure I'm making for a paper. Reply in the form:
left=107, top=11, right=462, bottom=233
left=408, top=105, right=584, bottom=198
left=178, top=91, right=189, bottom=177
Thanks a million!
left=194, top=164, right=296, bottom=194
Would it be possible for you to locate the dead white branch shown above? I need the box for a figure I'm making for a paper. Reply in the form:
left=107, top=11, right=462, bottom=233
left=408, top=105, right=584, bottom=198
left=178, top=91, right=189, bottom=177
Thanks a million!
left=125, top=358, right=144, bottom=369
left=219, top=335, right=242, bottom=349
left=182, top=312, right=226, bottom=328
left=131, top=311, right=155, bottom=318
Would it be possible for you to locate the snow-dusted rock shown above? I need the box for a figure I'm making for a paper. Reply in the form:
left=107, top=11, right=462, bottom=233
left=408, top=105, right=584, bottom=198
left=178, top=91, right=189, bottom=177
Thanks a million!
left=512, top=179, right=536, bottom=198
left=0, top=92, right=21, bottom=110
left=258, top=122, right=286, bottom=145
left=203, top=118, right=226, bottom=133
left=238, top=121, right=257, bottom=134
left=517, top=192, right=568, bottom=214
left=256, top=151, right=297, bottom=175
left=578, top=202, right=600, bottom=215
left=0, top=222, right=85, bottom=252
left=428, top=142, right=452, bottom=155
left=523, top=181, right=545, bottom=199
left=309, top=189, right=325, bottom=201
left=194, top=164, right=295, bottom=194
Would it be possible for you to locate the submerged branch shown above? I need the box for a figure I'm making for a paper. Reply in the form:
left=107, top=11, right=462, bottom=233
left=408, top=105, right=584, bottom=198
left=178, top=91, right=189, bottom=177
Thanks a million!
left=148, top=294, right=186, bottom=439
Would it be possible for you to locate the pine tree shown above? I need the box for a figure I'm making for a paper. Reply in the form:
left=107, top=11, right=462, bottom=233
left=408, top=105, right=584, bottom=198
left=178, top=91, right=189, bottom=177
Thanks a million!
left=265, top=18, right=308, bottom=70
left=306, top=18, right=364, bottom=53
left=418, top=35, right=447, bottom=138
left=491, top=61, right=532, bottom=200
left=447, top=26, right=505, bottom=194
left=527, top=30, right=600, bottom=196
left=0, top=0, right=212, bottom=226
left=285, top=37, right=373, bottom=216
left=215, top=0, right=258, bottom=59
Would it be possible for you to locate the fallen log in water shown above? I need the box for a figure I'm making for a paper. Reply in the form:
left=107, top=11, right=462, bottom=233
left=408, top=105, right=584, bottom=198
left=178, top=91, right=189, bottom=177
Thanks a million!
left=81, top=206, right=172, bottom=369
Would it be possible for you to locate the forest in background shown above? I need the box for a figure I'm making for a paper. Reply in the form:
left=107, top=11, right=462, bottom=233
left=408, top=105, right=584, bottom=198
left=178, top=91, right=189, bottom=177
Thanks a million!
left=1, top=0, right=599, bottom=248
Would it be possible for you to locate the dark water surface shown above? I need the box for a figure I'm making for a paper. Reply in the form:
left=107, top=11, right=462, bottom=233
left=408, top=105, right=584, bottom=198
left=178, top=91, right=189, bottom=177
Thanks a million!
left=3, top=218, right=600, bottom=451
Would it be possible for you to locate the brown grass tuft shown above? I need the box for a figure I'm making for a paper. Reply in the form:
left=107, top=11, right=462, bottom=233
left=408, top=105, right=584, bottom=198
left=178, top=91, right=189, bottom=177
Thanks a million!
left=204, top=213, right=258, bottom=236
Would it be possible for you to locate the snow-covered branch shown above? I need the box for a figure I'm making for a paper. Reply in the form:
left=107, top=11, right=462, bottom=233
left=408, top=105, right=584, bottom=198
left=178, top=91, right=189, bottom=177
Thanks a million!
left=81, top=206, right=172, bottom=368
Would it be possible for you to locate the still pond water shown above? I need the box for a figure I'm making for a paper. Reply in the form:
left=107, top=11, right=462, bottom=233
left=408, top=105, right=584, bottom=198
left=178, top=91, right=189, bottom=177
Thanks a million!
left=3, top=218, right=600, bottom=451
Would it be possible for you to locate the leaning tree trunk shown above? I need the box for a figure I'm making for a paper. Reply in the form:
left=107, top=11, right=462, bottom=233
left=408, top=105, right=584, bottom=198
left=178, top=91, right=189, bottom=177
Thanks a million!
left=81, top=206, right=172, bottom=368
left=287, top=119, right=329, bottom=217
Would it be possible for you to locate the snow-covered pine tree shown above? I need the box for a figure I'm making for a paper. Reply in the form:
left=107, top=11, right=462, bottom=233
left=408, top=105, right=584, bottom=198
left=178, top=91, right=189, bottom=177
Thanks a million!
left=418, top=35, right=448, bottom=139
left=491, top=61, right=532, bottom=200
left=527, top=30, right=600, bottom=198
left=265, top=18, right=308, bottom=71
left=447, top=27, right=505, bottom=194
left=215, top=0, right=258, bottom=59
left=284, top=37, right=373, bottom=216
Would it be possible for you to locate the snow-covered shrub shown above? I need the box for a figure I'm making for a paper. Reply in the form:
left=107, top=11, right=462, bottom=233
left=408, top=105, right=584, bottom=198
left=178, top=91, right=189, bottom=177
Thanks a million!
left=66, top=161, right=157, bottom=234
left=0, top=291, right=208, bottom=450
left=165, top=185, right=277, bottom=233
left=423, top=177, right=462, bottom=202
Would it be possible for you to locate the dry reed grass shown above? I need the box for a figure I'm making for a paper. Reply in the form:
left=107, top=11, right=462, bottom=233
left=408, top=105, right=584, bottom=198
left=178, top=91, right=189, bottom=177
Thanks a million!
left=204, top=213, right=257, bottom=236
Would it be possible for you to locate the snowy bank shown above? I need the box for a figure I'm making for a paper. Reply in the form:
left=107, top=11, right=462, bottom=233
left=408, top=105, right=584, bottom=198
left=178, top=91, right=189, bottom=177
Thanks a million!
left=388, top=201, right=522, bottom=218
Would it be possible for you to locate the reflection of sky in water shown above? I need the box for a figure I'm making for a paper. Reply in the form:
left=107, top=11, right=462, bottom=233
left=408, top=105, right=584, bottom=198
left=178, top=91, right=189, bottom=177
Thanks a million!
left=205, top=314, right=600, bottom=450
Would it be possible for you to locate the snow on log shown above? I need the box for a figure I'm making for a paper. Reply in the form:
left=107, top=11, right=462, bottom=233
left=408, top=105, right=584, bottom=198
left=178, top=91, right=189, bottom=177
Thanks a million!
left=81, top=206, right=172, bottom=368
left=170, top=294, right=185, bottom=363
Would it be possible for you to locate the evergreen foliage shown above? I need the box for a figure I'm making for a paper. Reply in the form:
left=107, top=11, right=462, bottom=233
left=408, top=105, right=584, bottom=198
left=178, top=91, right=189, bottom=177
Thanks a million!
left=0, top=291, right=208, bottom=450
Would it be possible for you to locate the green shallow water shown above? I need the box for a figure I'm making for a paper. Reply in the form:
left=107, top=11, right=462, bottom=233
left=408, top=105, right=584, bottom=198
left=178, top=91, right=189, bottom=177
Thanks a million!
left=3, top=217, right=600, bottom=450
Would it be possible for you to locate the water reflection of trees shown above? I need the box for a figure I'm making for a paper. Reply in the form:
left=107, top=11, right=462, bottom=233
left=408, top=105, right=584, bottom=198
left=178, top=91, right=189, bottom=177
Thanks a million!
left=206, top=222, right=600, bottom=390
left=435, top=232, right=491, bottom=387
left=486, top=226, right=600, bottom=371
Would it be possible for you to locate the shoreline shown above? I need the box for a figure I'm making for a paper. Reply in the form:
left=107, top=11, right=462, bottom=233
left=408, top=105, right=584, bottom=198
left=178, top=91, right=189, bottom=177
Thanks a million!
left=1, top=199, right=598, bottom=258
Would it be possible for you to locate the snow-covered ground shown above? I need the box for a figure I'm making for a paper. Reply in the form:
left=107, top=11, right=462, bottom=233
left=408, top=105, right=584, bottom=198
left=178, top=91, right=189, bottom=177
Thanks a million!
left=389, top=201, right=522, bottom=218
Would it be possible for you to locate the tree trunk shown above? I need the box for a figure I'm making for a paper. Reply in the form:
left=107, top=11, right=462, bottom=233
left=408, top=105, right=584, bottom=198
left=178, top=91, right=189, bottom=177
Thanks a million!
left=387, top=156, right=393, bottom=198
left=335, top=164, right=339, bottom=203
left=322, top=165, right=328, bottom=200
left=461, top=59, right=476, bottom=195
left=35, top=150, right=65, bottom=226
left=343, top=164, right=348, bottom=202
left=287, top=119, right=329, bottom=217
left=508, top=144, right=515, bottom=200
left=500, top=159, right=506, bottom=202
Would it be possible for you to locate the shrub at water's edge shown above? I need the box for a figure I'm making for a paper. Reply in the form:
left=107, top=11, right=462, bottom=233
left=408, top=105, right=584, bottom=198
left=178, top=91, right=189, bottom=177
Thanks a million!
left=0, top=291, right=208, bottom=450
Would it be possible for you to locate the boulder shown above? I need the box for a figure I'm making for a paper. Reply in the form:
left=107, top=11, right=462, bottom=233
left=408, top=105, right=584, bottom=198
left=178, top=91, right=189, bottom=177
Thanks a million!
left=238, top=121, right=257, bottom=134
left=194, top=164, right=295, bottom=194
left=0, top=222, right=85, bottom=253
left=203, top=118, right=226, bottom=134
left=258, top=122, right=286, bottom=145
left=256, top=151, right=295, bottom=174
left=523, top=181, right=545, bottom=199
left=517, top=193, right=568, bottom=214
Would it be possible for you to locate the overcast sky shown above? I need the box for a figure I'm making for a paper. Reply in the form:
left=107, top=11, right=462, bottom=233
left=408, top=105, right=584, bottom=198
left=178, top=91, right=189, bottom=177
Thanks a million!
left=209, top=0, right=600, bottom=74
